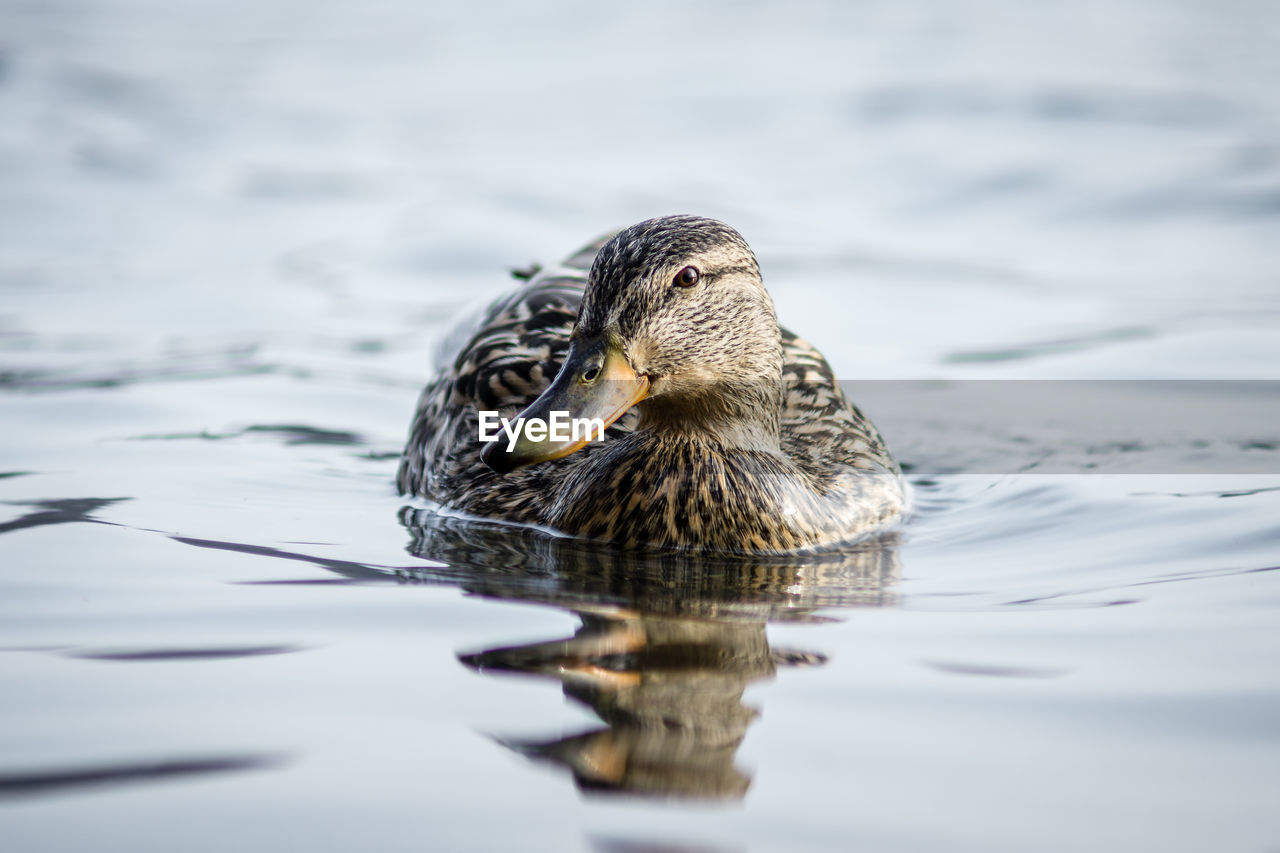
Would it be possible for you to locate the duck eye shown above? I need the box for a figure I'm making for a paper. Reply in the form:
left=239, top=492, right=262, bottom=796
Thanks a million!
left=673, top=266, right=700, bottom=288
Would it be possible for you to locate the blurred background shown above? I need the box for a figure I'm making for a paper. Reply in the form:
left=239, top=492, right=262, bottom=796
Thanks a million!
left=2, top=2, right=1279, bottom=852
left=5, top=0, right=1279, bottom=381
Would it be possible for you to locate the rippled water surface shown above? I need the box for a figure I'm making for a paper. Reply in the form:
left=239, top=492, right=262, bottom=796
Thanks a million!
left=3, top=2, right=1279, bottom=851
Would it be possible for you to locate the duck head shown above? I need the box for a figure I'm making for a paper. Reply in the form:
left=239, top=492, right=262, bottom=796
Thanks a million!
left=483, top=215, right=785, bottom=474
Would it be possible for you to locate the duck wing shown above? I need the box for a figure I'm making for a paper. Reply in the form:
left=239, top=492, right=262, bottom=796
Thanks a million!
left=778, top=329, right=899, bottom=483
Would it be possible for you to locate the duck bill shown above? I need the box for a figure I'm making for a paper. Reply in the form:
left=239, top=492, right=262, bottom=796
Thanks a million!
left=481, top=339, right=649, bottom=474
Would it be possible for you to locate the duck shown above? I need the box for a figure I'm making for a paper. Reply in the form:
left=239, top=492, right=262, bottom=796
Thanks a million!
left=397, top=215, right=906, bottom=554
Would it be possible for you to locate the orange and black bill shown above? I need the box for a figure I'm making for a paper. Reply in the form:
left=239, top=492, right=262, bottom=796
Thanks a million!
left=481, top=337, right=648, bottom=474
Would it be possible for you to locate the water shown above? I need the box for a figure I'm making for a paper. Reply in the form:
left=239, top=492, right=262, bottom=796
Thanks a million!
left=2, top=1, right=1279, bottom=850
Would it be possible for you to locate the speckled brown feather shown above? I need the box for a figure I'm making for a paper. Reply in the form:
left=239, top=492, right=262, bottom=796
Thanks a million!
left=397, top=217, right=906, bottom=554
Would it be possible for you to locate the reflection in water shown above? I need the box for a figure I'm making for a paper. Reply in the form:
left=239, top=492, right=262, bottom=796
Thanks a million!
left=0, top=755, right=287, bottom=800
left=400, top=508, right=900, bottom=801
left=462, top=610, right=822, bottom=800
left=66, top=645, right=303, bottom=662
left=129, top=423, right=365, bottom=446
left=0, top=497, right=128, bottom=536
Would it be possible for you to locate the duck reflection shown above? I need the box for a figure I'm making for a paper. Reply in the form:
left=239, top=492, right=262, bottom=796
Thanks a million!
left=400, top=507, right=900, bottom=801
left=461, top=608, right=801, bottom=800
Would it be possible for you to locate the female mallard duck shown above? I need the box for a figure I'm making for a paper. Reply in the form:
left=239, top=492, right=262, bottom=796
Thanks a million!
left=398, top=215, right=906, bottom=554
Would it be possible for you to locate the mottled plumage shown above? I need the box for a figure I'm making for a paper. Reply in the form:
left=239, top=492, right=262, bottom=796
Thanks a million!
left=398, top=216, right=906, bottom=554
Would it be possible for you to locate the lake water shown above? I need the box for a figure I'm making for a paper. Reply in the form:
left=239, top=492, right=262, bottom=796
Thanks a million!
left=2, top=2, right=1279, bottom=851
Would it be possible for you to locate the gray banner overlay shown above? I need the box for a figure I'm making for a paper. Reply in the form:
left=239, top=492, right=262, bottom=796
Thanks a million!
left=841, top=380, right=1280, bottom=475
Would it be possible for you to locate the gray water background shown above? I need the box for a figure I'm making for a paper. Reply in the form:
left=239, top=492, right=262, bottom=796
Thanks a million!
left=2, top=1, right=1279, bottom=851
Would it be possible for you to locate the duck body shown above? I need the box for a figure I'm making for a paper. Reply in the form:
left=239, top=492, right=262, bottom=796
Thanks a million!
left=398, top=216, right=906, bottom=554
